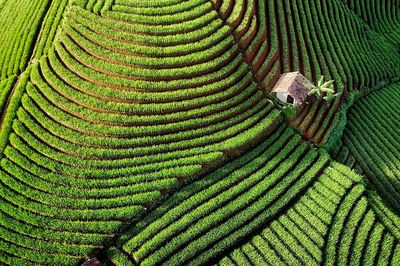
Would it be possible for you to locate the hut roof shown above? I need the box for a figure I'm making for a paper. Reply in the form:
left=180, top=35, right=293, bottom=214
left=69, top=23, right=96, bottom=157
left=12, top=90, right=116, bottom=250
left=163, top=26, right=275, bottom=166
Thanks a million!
left=81, top=258, right=101, bottom=266
left=272, top=71, right=312, bottom=104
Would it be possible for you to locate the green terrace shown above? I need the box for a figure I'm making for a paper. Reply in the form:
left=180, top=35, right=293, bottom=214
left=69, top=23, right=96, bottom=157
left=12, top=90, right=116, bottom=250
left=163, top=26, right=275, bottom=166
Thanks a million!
left=0, top=0, right=399, bottom=265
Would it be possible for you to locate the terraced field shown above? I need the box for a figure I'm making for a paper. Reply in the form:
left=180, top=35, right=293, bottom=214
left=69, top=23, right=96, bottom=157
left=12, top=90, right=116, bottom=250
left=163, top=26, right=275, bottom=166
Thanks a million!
left=336, top=82, right=400, bottom=213
left=0, top=0, right=399, bottom=265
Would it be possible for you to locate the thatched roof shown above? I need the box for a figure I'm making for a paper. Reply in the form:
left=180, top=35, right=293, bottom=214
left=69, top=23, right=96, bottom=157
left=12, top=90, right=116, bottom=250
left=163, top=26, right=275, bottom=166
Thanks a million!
left=272, top=71, right=312, bottom=104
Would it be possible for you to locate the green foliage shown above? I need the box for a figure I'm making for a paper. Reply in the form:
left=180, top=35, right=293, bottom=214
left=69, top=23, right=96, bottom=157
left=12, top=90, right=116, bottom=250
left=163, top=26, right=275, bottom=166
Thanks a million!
left=0, top=75, right=17, bottom=113
left=0, top=0, right=53, bottom=79
left=221, top=163, right=400, bottom=266
left=337, top=82, right=400, bottom=211
left=281, top=105, right=299, bottom=121
left=0, top=1, right=283, bottom=263
left=307, top=76, right=341, bottom=102
left=32, top=0, right=68, bottom=59
left=0, top=0, right=399, bottom=265
left=107, top=127, right=332, bottom=265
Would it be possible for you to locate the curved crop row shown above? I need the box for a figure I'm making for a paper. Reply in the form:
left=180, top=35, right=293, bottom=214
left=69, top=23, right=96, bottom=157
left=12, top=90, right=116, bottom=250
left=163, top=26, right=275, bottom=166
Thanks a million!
left=337, top=82, right=400, bottom=211
left=0, top=1, right=282, bottom=264
left=212, top=0, right=399, bottom=143
left=219, top=163, right=400, bottom=266
left=335, top=145, right=363, bottom=175
left=0, top=75, right=17, bottom=116
left=0, top=0, right=52, bottom=80
left=339, top=0, right=400, bottom=46
left=32, top=0, right=69, bottom=60
left=0, top=0, right=399, bottom=264
left=107, top=125, right=331, bottom=265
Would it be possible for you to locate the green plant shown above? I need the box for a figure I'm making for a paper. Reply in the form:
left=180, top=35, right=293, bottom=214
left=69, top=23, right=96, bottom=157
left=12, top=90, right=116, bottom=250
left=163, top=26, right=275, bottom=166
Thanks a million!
left=282, top=105, right=299, bottom=121
left=307, top=76, right=342, bottom=102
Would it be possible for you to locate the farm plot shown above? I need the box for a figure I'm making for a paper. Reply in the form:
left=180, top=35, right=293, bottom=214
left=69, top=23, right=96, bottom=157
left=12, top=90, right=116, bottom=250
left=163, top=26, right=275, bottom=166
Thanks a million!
left=339, top=0, right=400, bottom=47
left=0, top=76, right=17, bottom=115
left=0, top=0, right=51, bottom=80
left=0, top=0, right=282, bottom=264
left=107, top=125, right=332, bottom=265
left=32, top=0, right=69, bottom=60
left=219, top=163, right=400, bottom=266
left=211, top=0, right=400, bottom=143
left=0, top=0, right=399, bottom=265
left=336, top=82, right=400, bottom=212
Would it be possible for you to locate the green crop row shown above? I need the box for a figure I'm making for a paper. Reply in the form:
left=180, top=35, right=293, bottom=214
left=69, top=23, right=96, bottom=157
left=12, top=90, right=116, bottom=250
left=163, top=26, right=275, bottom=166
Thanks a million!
left=73, top=3, right=221, bottom=39
left=0, top=75, right=17, bottom=113
left=51, top=43, right=245, bottom=92
left=222, top=0, right=255, bottom=40
left=19, top=89, right=277, bottom=155
left=106, top=127, right=331, bottom=265
left=225, top=0, right=281, bottom=91
left=219, top=161, right=400, bottom=266
left=1, top=160, right=162, bottom=209
left=250, top=0, right=400, bottom=144
left=127, top=135, right=306, bottom=252
left=112, top=0, right=204, bottom=16
left=0, top=3, right=283, bottom=260
left=341, top=131, right=400, bottom=206
left=0, top=206, right=112, bottom=245
left=41, top=49, right=251, bottom=105
left=1, top=0, right=399, bottom=264
left=368, top=191, right=400, bottom=240
left=32, top=0, right=69, bottom=59
left=3, top=139, right=203, bottom=184
left=116, top=124, right=291, bottom=243
left=62, top=22, right=234, bottom=69
left=0, top=175, right=123, bottom=232
left=23, top=76, right=270, bottom=138
left=218, top=162, right=352, bottom=265
left=84, top=0, right=113, bottom=15
left=0, top=0, right=52, bottom=79
left=0, top=0, right=269, bottom=264
left=104, top=1, right=214, bottom=26
left=292, top=0, right=399, bottom=143
left=0, top=175, right=145, bottom=220
left=34, top=63, right=266, bottom=123
left=15, top=106, right=233, bottom=167
left=56, top=33, right=239, bottom=81
left=113, top=0, right=184, bottom=8
left=324, top=185, right=366, bottom=265
left=339, top=83, right=400, bottom=210
left=339, top=0, right=400, bottom=46
left=1, top=156, right=180, bottom=198
left=53, top=40, right=243, bottom=88
left=325, top=188, right=400, bottom=266
left=0, top=179, right=124, bottom=264
left=0, top=70, right=31, bottom=158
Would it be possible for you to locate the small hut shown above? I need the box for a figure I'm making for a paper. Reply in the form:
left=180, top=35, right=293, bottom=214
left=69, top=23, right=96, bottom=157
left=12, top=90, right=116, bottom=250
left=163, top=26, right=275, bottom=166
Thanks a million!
left=81, top=258, right=101, bottom=266
left=272, top=71, right=312, bottom=106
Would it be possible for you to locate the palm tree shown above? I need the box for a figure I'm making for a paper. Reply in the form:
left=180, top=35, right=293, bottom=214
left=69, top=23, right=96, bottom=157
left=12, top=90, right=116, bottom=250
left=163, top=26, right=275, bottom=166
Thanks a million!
left=307, top=76, right=341, bottom=102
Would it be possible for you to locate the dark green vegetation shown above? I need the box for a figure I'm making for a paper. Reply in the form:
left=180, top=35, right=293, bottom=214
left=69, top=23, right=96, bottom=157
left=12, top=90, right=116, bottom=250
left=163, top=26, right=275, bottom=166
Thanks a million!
left=336, top=82, right=400, bottom=214
left=219, top=164, right=400, bottom=265
left=0, top=0, right=399, bottom=265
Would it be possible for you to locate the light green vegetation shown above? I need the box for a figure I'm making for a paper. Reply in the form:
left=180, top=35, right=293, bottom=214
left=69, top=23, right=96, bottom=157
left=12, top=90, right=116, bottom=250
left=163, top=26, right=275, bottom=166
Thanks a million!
left=0, top=0, right=399, bottom=265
